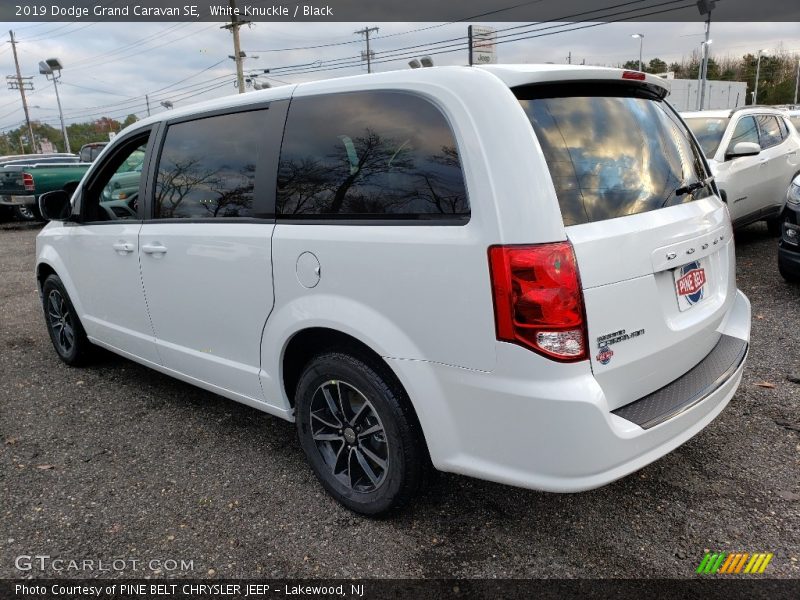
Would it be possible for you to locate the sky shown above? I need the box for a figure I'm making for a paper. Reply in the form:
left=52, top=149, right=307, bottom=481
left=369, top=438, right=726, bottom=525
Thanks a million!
left=0, top=20, right=796, bottom=131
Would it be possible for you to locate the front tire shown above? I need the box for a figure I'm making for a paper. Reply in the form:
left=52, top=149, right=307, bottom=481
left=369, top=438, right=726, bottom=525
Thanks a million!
left=295, top=351, right=428, bottom=515
left=41, top=274, right=93, bottom=366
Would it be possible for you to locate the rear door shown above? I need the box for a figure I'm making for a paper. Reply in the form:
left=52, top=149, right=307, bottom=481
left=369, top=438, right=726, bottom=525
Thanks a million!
left=138, top=103, right=287, bottom=402
left=517, top=83, right=735, bottom=408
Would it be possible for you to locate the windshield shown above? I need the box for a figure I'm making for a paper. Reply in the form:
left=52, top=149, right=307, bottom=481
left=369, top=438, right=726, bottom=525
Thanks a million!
left=683, top=117, right=729, bottom=158
left=516, top=84, right=713, bottom=226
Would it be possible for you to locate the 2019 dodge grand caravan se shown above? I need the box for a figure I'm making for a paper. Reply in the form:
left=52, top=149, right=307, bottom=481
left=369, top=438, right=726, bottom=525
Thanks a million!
left=36, top=65, right=751, bottom=515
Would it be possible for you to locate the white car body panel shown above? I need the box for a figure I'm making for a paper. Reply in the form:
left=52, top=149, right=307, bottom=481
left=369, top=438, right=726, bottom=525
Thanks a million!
left=36, top=65, right=751, bottom=493
left=137, top=223, right=276, bottom=402
left=63, top=221, right=161, bottom=364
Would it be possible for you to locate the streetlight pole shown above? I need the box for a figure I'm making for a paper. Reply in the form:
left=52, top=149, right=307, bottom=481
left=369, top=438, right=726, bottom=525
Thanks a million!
left=50, top=74, right=69, bottom=153
left=631, top=33, right=644, bottom=71
left=754, top=49, right=763, bottom=105
left=38, top=58, right=69, bottom=153
left=794, top=59, right=799, bottom=105
left=698, top=9, right=712, bottom=111
left=698, top=39, right=713, bottom=110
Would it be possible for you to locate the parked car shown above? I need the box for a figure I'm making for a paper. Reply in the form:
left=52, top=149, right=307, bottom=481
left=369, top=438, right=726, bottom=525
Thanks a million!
left=0, top=144, right=109, bottom=220
left=1, top=162, right=90, bottom=221
left=0, top=154, right=79, bottom=221
left=0, top=152, right=76, bottom=165
left=681, top=107, right=800, bottom=234
left=36, top=65, right=751, bottom=514
left=78, top=142, right=108, bottom=163
left=778, top=174, right=800, bottom=282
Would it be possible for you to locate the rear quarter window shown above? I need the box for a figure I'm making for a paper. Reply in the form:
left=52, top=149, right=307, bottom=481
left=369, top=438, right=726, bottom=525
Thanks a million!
left=756, top=115, right=783, bottom=149
left=276, top=90, right=469, bottom=221
left=516, top=84, right=712, bottom=226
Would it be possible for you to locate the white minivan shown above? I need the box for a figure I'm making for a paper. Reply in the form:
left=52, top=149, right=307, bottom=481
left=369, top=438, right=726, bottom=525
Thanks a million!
left=36, top=65, right=751, bottom=514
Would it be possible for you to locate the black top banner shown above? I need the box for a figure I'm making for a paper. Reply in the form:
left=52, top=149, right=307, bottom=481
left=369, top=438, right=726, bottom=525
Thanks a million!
left=1, top=0, right=797, bottom=22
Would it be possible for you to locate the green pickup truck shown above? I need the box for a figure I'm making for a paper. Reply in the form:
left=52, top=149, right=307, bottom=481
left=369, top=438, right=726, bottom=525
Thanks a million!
left=0, top=143, right=108, bottom=221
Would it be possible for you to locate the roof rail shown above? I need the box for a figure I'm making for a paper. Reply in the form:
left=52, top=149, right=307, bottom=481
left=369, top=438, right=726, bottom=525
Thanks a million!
left=728, top=105, right=785, bottom=116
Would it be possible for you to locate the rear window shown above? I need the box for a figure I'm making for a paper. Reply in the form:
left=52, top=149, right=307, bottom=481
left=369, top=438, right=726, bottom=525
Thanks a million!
left=516, top=84, right=713, bottom=227
left=683, top=117, right=729, bottom=157
left=276, top=90, right=469, bottom=221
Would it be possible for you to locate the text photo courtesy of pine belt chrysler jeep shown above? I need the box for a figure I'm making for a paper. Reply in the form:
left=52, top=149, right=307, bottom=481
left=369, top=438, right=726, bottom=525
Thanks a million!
left=36, top=65, right=751, bottom=514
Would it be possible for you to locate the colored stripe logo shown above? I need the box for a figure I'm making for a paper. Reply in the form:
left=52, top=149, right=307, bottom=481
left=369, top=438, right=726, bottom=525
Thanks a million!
left=696, top=552, right=773, bottom=574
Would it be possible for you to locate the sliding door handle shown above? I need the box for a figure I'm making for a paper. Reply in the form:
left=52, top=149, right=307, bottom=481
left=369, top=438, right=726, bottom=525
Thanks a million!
left=141, top=243, right=168, bottom=255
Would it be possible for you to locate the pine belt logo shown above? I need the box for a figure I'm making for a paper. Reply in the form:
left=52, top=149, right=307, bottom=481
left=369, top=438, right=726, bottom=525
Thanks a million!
left=676, top=261, right=706, bottom=304
left=696, top=552, right=774, bottom=574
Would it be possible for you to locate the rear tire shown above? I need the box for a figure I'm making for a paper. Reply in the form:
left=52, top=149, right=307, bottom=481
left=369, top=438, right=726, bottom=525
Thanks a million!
left=41, top=274, right=94, bottom=366
left=295, top=351, right=428, bottom=515
left=14, top=204, right=43, bottom=222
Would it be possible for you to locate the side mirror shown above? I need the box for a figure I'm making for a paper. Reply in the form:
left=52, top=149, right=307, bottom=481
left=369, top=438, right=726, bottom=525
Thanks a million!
left=39, top=190, right=72, bottom=221
left=725, top=141, right=761, bottom=160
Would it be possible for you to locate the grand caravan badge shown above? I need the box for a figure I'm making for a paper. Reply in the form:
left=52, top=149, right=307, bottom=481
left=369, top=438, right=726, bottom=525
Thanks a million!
left=595, top=328, right=646, bottom=364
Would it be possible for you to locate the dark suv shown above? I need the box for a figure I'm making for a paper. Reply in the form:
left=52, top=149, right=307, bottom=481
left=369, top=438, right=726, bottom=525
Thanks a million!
left=779, top=175, right=800, bottom=282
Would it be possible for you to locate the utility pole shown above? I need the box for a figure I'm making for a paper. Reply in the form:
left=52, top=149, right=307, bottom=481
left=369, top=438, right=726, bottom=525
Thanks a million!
left=794, top=59, right=799, bottom=105
left=222, top=0, right=249, bottom=93
left=754, top=49, right=763, bottom=105
left=145, top=94, right=151, bottom=116
left=7, top=31, right=37, bottom=154
left=567, top=51, right=571, bottom=65
left=355, top=26, right=379, bottom=73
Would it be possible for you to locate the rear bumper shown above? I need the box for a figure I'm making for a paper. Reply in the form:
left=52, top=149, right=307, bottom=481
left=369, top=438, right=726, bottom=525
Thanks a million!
left=0, top=195, right=35, bottom=206
left=389, top=289, right=750, bottom=492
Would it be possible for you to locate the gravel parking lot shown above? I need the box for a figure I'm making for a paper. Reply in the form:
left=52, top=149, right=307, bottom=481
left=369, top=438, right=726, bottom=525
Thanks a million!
left=0, top=221, right=798, bottom=579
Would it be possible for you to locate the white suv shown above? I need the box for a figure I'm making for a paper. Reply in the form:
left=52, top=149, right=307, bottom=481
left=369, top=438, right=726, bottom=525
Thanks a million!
left=682, top=107, right=800, bottom=233
left=36, top=65, right=751, bottom=514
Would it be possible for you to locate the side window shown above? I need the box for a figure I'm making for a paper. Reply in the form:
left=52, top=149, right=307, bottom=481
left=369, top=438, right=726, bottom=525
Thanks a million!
left=154, top=110, right=263, bottom=219
left=82, top=136, right=149, bottom=222
left=777, top=116, right=790, bottom=140
left=276, top=91, right=469, bottom=220
left=726, top=116, right=759, bottom=154
left=756, top=115, right=782, bottom=149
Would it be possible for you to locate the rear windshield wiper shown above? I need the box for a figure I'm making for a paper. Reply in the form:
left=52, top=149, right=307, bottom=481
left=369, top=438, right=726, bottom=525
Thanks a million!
left=675, top=176, right=714, bottom=197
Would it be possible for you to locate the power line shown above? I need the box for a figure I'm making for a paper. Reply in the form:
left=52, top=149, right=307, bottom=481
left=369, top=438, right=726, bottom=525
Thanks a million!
left=263, top=0, right=691, bottom=77
left=265, top=0, right=694, bottom=79
left=66, top=23, right=191, bottom=68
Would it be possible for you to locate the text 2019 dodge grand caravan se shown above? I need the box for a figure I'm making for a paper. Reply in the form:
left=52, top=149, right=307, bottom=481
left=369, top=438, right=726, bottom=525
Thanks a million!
left=36, top=65, right=751, bottom=514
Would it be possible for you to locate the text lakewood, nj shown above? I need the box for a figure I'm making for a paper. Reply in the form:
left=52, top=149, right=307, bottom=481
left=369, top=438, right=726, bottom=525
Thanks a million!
left=210, top=4, right=333, bottom=17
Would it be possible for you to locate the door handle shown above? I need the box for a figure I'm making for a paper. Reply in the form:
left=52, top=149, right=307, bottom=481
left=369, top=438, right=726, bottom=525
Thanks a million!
left=112, top=242, right=134, bottom=254
left=141, top=243, right=168, bottom=255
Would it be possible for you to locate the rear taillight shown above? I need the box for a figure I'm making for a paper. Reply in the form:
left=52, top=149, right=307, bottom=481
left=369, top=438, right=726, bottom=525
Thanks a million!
left=488, top=242, right=588, bottom=361
left=22, top=172, right=34, bottom=191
